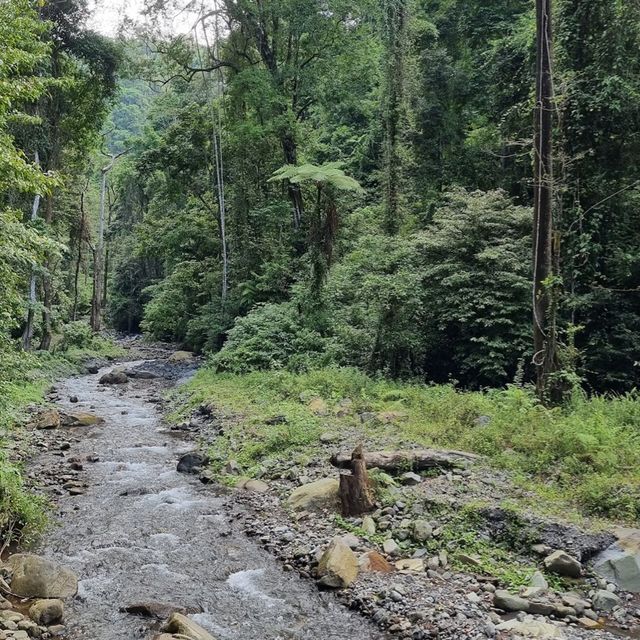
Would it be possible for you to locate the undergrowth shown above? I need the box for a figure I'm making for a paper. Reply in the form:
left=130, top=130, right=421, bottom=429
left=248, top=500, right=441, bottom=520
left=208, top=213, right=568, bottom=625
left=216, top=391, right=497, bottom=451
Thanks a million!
left=179, top=366, right=640, bottom=524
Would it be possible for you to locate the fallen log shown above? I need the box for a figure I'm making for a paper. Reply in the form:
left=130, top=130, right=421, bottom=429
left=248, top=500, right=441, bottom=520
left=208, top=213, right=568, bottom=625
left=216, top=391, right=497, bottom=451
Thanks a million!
left=330, top=448, right=479, bottom=473
left=339, top=444, right=375, bottom=517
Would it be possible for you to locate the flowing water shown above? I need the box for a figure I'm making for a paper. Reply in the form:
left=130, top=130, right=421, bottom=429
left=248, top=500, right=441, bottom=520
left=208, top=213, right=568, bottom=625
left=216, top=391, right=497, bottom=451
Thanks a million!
left=34, top=357, right=387, bottom=640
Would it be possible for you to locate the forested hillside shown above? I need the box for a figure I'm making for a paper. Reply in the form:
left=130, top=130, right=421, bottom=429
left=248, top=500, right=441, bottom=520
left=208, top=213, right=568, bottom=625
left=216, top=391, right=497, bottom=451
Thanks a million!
left=2, top=0, right=640, bottom=396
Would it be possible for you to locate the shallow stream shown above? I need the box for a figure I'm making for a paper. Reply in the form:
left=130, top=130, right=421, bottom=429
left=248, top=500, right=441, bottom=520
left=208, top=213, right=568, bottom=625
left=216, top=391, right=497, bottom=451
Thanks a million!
left=34, top=357, right=386, bottom=640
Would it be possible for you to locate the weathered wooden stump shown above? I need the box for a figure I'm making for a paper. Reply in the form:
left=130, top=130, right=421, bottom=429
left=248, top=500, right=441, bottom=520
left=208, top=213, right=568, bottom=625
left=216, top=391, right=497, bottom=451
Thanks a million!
left=339, top=444, right=375, bottom=517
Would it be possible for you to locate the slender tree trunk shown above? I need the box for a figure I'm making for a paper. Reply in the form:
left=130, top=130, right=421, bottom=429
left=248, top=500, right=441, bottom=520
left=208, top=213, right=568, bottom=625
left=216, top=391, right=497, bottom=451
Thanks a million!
left=91, top=150, right=126, bottom=332
left=102, top=188, right=113, bottom=308
left=91, top=168, right=107, bottom=332
left=72, top=191, right=87, bottom=321
left=533, top=0, right=559, bottom=400
left=22, top=150, right=41, bottom=350
left=382, top=0, right=407, bottom=235
left=281, top=131, right=303, bottom=228
left=38, top=196, right=55, bottom=351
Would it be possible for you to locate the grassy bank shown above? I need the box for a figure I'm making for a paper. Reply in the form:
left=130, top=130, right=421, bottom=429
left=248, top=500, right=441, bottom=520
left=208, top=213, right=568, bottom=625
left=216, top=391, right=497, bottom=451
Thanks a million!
left=178, top=366, right=640, bottom=525
left=0, top=335, right=124, bottom=547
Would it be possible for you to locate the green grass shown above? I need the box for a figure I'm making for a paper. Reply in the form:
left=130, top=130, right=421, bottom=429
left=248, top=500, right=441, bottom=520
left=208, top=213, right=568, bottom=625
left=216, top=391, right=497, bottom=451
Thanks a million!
left=0, top=336, right=125, bottom=546
left=177, top=366, right=640, bottom=525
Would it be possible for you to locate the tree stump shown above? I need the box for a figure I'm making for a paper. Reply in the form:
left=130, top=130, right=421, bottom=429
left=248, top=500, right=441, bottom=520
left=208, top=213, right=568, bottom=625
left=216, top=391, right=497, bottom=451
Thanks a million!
left=339, top=444, right=375, bottom=517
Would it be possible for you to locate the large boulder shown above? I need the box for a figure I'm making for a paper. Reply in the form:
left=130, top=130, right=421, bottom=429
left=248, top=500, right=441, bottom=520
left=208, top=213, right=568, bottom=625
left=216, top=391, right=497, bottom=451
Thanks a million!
left=99, top=370, right=129, bottom=385
left=60, top=411, right=104, bottom=427
left=287, top=478, right=340, bottom=512
left=163, top=613, right=215, bottom=640
left=317, top=537, right=359, bottom=588
left=592, top=589, right=621, bottom=612
left=543, top=550, right=582, bottom=578
left=28, top=599, right=64, bottom=625
left=34, top=409, right=60, bottom=430
left=7, top=555, right=77, bottom=599
left=593, top=527, right=640, bottom=592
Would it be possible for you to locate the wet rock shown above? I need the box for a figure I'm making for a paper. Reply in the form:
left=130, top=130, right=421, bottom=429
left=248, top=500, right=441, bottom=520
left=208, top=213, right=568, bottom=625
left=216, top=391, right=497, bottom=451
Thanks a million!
left=176, top=453, right=209, bottom=474
left=495, top=618, right=565, bottom=638
left=7, top=555, right=78, bottom=599
left=34, top=409, right=60, bottom=430
left=122, top=602, right=186, bottom=620
left=286, top=478, right=340, bottom=512
left=99, top=370, right=129, bottom=385
left=592, top=588, right=621, bottom=612
left=123, top=369, right=160, bottom=379
left=85, top=365, right=100, bottom=374
left=163, top=612, right=215, bottom=640
left=60, top=411, right=104, bottom=427
left=593, top=528, right=640, bottom=592
left=69, top=396, right=78, bottom=403
left=168, top=351, right=195, bottom=364
left=493, top=590, right=530, bottom=612
left=358, top=550, right=394, bottom=573
left=543, top=550, right=582, bottom=578
left=317, top=538, right=359, bottom=588
left=28, top=599, right=64, bottom=626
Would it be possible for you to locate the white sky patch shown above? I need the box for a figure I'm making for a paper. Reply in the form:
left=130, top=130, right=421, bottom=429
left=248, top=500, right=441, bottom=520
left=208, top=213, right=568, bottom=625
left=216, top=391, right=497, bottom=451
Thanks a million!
left=87, top=0, right=197, bottom=37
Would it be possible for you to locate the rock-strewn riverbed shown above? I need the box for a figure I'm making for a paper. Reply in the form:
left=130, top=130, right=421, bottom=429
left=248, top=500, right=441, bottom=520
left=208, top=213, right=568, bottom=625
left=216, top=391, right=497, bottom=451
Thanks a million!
left=4, top=346, right=389, bottom=640
left=167, top=385, right=640, bottom=640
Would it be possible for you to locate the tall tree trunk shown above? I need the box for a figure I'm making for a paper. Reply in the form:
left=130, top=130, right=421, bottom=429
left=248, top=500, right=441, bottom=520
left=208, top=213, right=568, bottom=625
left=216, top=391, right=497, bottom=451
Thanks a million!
left=91, top=151, right=126, bottom=332
left=102, top=187, right=113, bottom=308
left=91, top=167, right=108, bottom=332
left=72, top=190, right=87, bottom=321
left=38, top=196, right=54, bottom=351
left=281, top=131, right=303, bottom=228
left=382, top=0, right=407, bottom=235
left=22, top=150, right=41, bottom=350
left=533, top=0, right=559, bottom=400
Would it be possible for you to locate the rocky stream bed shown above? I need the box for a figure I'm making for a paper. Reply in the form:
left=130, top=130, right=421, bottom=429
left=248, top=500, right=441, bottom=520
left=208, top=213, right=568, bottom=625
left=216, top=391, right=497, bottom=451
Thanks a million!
left=2, top=345, right=640, bottom=640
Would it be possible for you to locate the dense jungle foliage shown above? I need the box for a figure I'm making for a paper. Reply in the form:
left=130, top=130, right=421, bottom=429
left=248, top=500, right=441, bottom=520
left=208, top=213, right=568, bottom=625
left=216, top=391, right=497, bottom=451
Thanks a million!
left=1, top=0, right=640, bottom=397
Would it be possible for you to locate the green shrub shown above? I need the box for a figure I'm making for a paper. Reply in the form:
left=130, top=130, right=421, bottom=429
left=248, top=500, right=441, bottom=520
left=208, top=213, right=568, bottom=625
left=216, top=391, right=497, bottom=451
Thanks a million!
left=212, top=302, right=331, bottom=373
left=0, top=454, right=47, bottom=545
left=59, top=321, right=95, bottom=350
